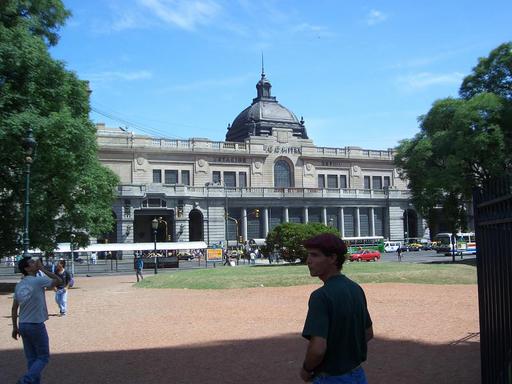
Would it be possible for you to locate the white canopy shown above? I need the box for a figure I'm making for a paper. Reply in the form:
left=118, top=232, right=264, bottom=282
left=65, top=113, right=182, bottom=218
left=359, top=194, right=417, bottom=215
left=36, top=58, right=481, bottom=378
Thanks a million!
left=30, top=241, right=207, bottom=254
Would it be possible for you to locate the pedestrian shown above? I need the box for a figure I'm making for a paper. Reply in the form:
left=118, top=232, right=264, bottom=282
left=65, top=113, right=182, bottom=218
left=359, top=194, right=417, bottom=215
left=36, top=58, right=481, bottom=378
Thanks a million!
left=90, top=251, right=97, bottom=265
left=134, top=252, right=144, bottom=282
left=54, top=260, right=71, bottom=316
left=397, top=246, right=402, bottom=262
left=300, top=233, right=373, bottom=383
left=11, top=258, right=63, bottom=384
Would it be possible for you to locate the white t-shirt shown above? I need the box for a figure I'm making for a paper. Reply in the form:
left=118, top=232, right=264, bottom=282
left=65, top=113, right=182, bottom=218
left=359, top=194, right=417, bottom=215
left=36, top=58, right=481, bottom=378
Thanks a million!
left=14, top=275, right=52, bottom=323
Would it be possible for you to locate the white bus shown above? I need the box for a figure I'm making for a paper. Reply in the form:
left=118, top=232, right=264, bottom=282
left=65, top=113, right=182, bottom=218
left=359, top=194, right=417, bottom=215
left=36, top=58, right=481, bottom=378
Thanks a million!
left=433, top=232, right=476, bottom=255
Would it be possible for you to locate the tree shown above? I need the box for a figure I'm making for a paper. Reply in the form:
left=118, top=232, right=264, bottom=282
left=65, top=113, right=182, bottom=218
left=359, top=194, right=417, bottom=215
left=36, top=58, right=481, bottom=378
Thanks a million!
left=0, top=0, right=119, bottom=256
left=395, top=42, right=512, bottom=242
left=265, top=223, right=339, bottom=263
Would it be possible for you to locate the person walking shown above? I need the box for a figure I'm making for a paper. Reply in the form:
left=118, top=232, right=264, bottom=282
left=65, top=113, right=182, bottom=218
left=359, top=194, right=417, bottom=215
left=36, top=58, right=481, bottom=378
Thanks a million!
left=54, top=260, right=71, bottom=316
left=397, top=246, right=402, bottom=262
left=134, top=252, right=144, bottom=282
left=300, top=233, right=373, bottom=383
left=11, top=258, right=63, bottom=384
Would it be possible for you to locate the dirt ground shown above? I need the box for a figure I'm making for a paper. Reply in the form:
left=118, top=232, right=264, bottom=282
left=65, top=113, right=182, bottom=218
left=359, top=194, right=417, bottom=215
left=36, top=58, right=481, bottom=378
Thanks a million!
left=0, top=274, right=480, bottom=384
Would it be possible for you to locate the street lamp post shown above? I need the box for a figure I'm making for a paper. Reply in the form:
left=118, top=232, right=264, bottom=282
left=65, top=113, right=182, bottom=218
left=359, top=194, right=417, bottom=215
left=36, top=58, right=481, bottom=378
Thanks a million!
left=70, top=233, right=76, bottom=276
left=22, top=127, right=37, bottom=260
left=152, top=218, right=158, bottom=274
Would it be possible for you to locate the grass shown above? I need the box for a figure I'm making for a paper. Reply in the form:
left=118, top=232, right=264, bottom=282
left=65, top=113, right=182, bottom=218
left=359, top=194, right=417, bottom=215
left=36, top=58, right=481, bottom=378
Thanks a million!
left=136, top=262, right=477, bottom=290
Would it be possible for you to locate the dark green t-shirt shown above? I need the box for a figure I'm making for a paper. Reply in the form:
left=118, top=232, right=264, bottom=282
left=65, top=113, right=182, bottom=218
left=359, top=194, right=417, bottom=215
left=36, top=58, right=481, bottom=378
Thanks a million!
left=302, top=274, right=372, bottom=376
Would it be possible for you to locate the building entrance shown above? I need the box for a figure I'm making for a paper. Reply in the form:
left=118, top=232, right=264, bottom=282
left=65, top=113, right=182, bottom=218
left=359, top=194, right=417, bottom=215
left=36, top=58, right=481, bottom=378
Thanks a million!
left=134, top=210, right=175, bottom=242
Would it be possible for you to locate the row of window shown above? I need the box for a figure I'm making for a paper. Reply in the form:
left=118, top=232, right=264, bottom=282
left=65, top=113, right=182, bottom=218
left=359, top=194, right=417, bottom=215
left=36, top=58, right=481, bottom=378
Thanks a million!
left=318, top=174, right=348, bottom=189
left=212, top=171, right=247, bottom=188
left=364, top=176, right=391, bottom=190
left=152, top=169, right=391, bottom=190
left=153, top=170, right=190, bottom=185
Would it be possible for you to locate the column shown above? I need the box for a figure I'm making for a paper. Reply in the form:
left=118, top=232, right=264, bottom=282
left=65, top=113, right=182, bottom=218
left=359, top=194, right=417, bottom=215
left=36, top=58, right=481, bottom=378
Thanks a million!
left=370, top=207, right=375, bottom=236
left=339, top=207, right=344, bottom=237
left=284, top=207, right=289, bottom=222
left=304, top=207, right=309, bottom=224
left=356, top=207, right=361, bottom=237
left=322, top=207, right=327, bottom=226
left=263, top=207, right=269, bottom=237
left=241, top=207, right=248, bottom=242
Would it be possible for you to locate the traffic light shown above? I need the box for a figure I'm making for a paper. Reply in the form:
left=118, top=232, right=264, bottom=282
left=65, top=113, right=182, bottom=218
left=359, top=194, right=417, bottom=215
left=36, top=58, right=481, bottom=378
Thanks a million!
left=239, top=236, right=243, bottom=243
left=254, top=209, right=260, bottom=218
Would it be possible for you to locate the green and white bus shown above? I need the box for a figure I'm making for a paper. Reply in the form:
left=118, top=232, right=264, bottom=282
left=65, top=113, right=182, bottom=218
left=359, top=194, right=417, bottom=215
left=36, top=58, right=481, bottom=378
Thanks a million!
left=344, top=236, right=385, bottom=254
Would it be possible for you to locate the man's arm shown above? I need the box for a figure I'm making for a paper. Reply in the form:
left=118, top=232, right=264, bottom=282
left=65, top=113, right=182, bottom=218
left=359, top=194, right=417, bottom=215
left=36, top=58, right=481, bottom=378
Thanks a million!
left=11, top=299, right=19, bottom=340
left=300, top=336, right=327, bottom=382
left=36, top=260, right=63, bottom=288
left=365, top=325, right=374, bottom=342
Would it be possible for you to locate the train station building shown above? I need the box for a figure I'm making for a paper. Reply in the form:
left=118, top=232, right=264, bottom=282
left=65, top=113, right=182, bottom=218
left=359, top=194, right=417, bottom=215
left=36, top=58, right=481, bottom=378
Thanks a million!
left=96, top=72, right=424, bottom=247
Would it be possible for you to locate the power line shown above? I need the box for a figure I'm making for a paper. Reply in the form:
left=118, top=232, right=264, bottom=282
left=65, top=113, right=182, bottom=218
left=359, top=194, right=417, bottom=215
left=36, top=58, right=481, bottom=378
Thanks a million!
left=91, top=106, right=187, bottom=140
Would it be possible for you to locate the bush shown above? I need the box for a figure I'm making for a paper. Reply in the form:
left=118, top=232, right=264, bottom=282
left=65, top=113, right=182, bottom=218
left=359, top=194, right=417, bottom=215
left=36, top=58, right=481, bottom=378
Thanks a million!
left=265, top=223, right=339, bottom=263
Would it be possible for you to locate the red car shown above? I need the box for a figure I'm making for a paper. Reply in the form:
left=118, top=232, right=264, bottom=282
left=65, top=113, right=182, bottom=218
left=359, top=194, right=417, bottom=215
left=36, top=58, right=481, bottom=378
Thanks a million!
left=349, top=250, right=381, bottom=262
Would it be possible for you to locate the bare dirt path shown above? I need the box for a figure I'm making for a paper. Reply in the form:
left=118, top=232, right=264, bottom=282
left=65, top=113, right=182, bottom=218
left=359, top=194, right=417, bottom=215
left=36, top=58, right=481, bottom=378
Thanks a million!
left=0, top=274, right=480, bottom=383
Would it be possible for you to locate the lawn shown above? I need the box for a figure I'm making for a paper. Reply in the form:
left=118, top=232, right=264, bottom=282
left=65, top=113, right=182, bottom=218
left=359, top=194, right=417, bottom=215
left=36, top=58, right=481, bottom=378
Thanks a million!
left=137, top=262, right=477, bottom=289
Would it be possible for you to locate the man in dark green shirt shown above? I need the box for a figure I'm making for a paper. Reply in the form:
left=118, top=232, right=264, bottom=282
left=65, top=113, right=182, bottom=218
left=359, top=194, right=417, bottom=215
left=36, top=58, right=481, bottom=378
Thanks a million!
left=301, top=233, right=373, bottom=383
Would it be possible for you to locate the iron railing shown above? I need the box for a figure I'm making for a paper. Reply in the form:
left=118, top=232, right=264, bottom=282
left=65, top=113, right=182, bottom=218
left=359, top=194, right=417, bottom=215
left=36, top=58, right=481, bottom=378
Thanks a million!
left=474, top=175, right=512, bottom=384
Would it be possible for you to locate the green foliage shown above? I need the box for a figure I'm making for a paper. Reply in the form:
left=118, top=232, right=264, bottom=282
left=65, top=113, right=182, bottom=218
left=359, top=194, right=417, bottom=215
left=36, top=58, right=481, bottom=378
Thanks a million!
left=395, top=42, right=512, bottom=234
left=0, top=0, right=119, bottom=256
left=265, top=223, right=340, bottom=263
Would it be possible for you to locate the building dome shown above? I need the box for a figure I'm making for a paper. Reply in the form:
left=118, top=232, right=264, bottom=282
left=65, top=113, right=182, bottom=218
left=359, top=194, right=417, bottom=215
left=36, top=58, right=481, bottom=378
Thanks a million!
left=226, top=72, right=308, bottom=142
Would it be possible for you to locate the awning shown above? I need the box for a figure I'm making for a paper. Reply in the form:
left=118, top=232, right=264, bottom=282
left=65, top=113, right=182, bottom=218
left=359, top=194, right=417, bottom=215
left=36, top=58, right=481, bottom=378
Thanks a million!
left=30, top=241, right=208, bottom=254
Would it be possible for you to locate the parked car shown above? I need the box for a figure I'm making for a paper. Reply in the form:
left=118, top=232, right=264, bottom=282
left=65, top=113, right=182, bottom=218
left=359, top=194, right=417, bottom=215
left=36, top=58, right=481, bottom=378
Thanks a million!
left=384, top=241, right=401, bottom=252
left=349, top=250, right=381, bottom=262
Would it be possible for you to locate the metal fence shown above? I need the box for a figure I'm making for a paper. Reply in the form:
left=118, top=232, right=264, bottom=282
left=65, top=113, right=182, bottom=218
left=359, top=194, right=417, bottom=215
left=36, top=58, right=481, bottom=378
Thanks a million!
left=474, top=175, right=512, bottom=384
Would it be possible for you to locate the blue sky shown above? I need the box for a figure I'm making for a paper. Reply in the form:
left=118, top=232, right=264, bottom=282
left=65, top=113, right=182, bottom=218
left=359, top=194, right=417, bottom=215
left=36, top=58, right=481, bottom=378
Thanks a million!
left=51, top=0, right=512, bottom=149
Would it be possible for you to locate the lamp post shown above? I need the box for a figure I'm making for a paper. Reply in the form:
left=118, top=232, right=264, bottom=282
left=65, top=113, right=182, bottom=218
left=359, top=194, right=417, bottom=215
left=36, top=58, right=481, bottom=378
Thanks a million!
left=21, top=127, right=37, bottom=259
left=70, top=233, right=76, bottom=276
left=152, top=218, right=158, bottom=274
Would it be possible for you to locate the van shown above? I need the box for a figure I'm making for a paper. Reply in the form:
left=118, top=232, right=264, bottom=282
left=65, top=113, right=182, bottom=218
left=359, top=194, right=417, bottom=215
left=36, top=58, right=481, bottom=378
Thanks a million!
left=384, top=241, right=401, bottom=252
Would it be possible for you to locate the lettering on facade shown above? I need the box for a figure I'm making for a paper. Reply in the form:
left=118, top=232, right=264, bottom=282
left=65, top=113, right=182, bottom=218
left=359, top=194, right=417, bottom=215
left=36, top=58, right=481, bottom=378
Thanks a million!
left=263, top=145, right=302, bottom=154
left=212, top=157, right=248, bottom=164
left=321, top=161, right=344, bottom=167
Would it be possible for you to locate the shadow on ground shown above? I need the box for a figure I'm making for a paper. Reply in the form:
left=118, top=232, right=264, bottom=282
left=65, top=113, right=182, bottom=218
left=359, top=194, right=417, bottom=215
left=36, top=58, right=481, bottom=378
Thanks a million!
left=423, top=258, right=477, bottom=266
left=0, top=334, right=479, bottom=384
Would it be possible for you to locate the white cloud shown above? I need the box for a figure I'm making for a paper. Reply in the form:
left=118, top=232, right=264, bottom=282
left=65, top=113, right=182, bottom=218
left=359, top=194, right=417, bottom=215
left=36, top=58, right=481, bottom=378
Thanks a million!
left=86, top=70, right=153, bottom=82
left=366, top=9, right=388, bottom=26
left=164, top=73, right=253, bottom=92
left=138, top=0, right=221, bottom=30
left=397, top=72, right=465, bottom=90
left=291, top=23, right=334, bottom=38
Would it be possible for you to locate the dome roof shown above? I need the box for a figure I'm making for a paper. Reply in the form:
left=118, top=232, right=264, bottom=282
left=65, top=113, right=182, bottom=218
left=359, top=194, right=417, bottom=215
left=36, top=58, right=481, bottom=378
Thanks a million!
left=225, top=72, right=308, bottom=142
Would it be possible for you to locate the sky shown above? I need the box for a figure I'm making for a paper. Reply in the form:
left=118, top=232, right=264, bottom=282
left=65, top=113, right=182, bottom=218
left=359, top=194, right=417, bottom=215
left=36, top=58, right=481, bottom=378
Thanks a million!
left=51, top=0, right=512, bottom=150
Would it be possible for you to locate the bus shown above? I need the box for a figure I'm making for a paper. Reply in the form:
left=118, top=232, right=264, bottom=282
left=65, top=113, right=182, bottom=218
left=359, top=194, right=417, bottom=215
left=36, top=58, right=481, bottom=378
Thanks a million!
left=344, top=236, right=385, bottom=254
left=433, top=232, right=476, bottom=255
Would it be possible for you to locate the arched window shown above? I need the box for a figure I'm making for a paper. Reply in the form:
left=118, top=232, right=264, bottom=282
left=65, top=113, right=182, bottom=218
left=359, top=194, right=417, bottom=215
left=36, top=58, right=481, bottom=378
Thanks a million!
left=274, top=160, right=292, bottom=188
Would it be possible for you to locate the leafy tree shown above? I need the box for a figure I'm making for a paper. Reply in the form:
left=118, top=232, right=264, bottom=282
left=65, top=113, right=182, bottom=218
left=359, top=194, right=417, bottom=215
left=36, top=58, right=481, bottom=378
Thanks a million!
left=265, top=223, right=339, bottom=263
left=395, top=42, right=512, bottom=243
left=0, top=0, right=119, bottom=256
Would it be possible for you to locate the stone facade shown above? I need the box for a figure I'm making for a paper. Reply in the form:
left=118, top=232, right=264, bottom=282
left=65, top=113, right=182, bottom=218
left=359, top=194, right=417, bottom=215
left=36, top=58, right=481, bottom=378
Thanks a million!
left=96, top=74, right=424, bottom=247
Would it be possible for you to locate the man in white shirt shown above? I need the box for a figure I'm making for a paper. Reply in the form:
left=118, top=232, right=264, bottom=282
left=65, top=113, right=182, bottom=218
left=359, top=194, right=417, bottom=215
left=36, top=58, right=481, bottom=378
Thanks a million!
left=11, top=258, right=62, bottom=384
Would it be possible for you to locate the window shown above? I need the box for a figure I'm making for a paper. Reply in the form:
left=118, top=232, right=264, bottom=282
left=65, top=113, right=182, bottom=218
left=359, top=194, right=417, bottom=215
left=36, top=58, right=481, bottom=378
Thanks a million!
left=364, top=176, right=371, bottom=189
left=372, top=176, right=382, bottom=190
left=142, top=198, right=167, bottom=208
left=181, top=170, right=190, bottom=186
left=274, top=160, right=292, bottom=188
left=224, top=172, right=236, bottom=187
left=327, top=175, right=338, bottom=189
left=152, top=169, right=162, bottom=183
left=318, top=175, right=325, bottom=188
left=383, top=176, right=391, bottom=188
left=212, top=171, right=221, bottom=184
left=239, top=172, right=247, bottom=188
left=340, top=175, right=347, bottom=189
left=165, top=170, right=178, bottom=184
